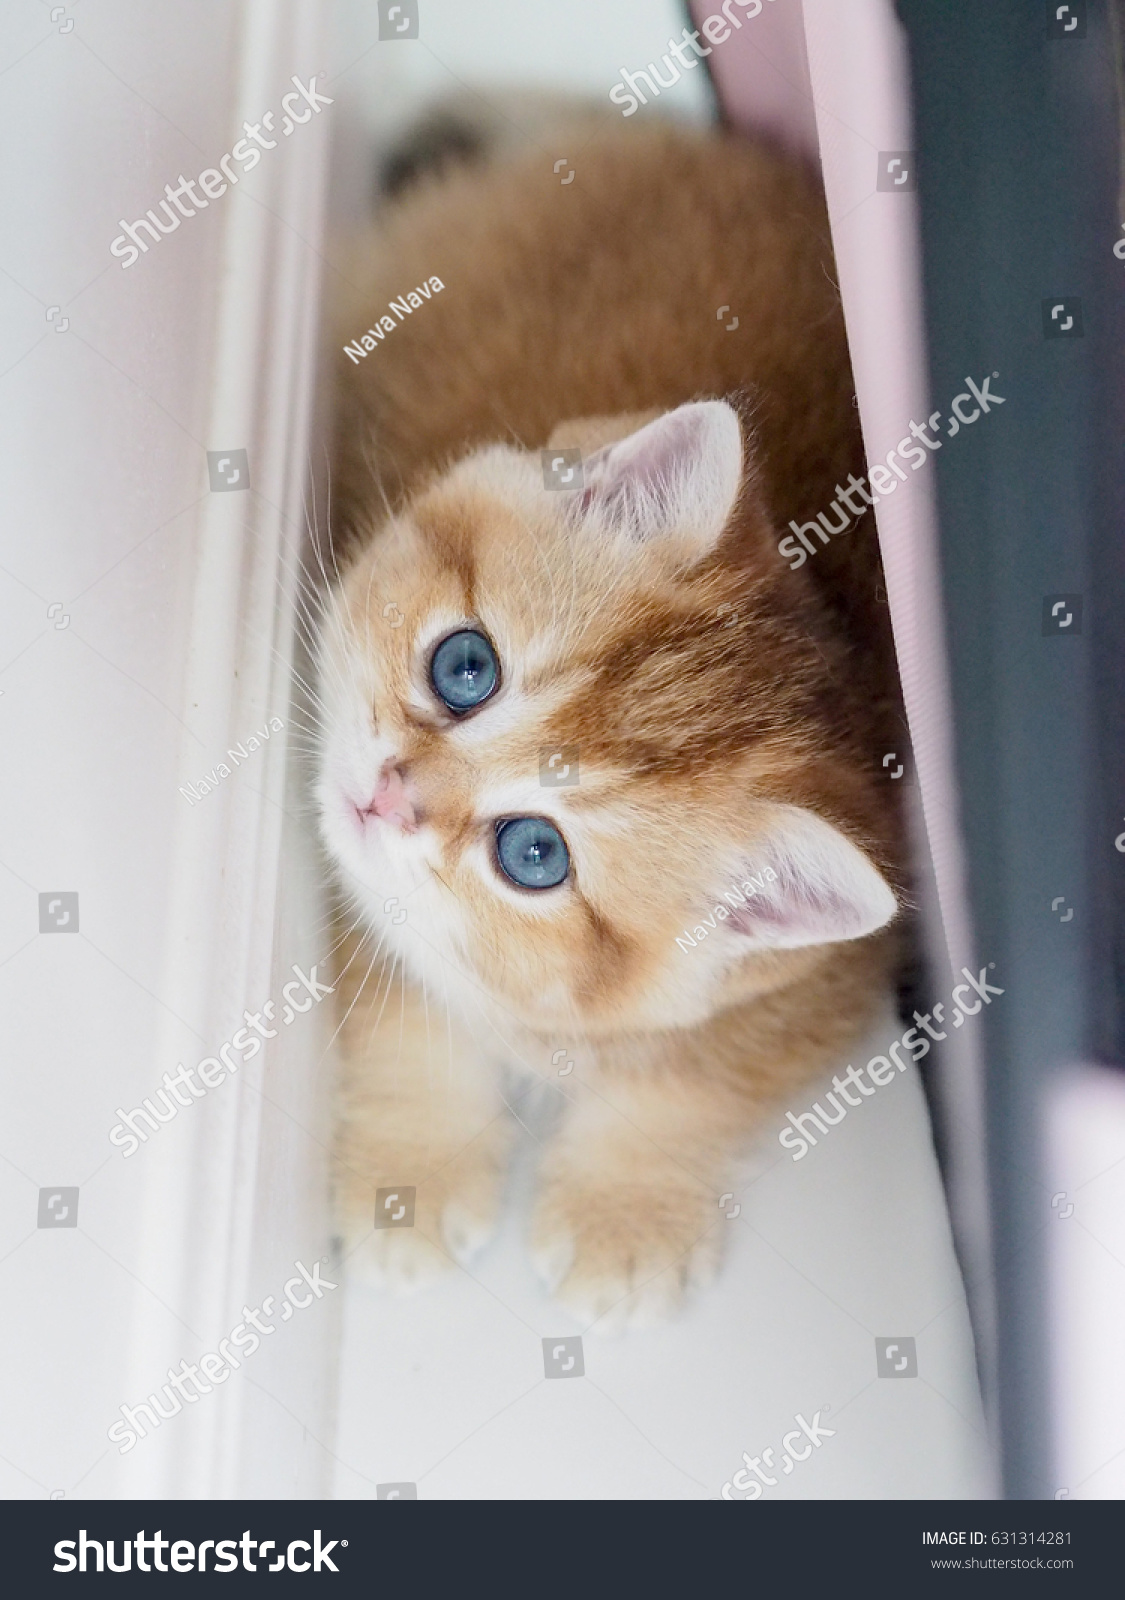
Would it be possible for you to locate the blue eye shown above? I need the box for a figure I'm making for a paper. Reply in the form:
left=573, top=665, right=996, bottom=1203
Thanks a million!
left=496, top=817, right=570, bottom=890
left=430, top=629, right=499, bottom=712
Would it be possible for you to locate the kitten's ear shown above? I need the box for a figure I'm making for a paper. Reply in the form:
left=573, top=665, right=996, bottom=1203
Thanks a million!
left=575, top=400, right=743, bottom=554
left=716, top=806, right=898, bottom=951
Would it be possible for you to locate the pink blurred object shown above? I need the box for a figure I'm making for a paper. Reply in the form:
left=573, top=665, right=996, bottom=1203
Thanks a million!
left=687, top=0, right=819, bottom=164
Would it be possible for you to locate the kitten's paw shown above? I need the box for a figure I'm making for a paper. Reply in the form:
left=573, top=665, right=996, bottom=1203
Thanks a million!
left=529, top=1179, right=723, bottom=1333
left=356, top=1223, right=452, bottom=1295
left=338, top=1189, right=499, bottom=1293
left=334, top=1137, right=511, bottom=1294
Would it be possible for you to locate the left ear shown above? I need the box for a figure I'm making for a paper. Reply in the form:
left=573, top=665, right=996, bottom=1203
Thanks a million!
left=575, top=400, right=744, bottom=554
left=712, top=805, right=898, bottom=951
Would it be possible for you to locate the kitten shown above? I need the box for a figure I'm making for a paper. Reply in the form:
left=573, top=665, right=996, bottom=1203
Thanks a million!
left=318, top=120, right=905, bottom=1330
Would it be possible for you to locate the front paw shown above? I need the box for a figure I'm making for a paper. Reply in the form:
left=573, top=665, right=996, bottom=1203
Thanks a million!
left=334, top=1133, right=511, bottom=1295
left=529, top=1174, right=724, bottom=1333
left=346, top=1206, right=453, bottom=1295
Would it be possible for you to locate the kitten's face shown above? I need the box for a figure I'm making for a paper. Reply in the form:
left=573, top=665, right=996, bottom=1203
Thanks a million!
left=317, top=403, right=897, bottom=1039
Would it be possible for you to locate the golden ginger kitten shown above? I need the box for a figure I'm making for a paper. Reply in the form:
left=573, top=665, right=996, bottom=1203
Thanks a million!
left=317, top=119, right=905, bottom=1331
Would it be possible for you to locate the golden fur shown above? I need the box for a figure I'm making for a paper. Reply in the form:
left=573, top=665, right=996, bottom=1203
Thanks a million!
left=319, top=121, right=904, bottom=1329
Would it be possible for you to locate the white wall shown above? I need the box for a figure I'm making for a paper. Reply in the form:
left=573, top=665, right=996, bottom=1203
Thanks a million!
left=0, top=0, right=335, bottom=1499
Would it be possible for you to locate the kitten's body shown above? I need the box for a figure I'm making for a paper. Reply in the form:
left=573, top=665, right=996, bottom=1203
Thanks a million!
left=321, top=122, right=905, bottom=1329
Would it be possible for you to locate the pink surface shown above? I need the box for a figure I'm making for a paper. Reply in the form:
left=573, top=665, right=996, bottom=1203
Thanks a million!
left=688, top=0, right=819, bottom=163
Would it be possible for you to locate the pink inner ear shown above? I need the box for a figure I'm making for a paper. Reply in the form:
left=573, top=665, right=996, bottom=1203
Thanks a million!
left=572, top=401, right=743, bottom=545
left=586, top=409, right=707, bottom=510
left=725, top=872, right=867, bottom=943
left=710, top=809, right=899, bottom=951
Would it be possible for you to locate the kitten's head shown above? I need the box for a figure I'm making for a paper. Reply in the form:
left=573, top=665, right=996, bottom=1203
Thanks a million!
left=317, top=400, right=898, bottom=1039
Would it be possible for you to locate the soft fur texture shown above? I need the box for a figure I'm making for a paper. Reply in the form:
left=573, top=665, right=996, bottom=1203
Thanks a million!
left=319, top=121, right=905, bottom=1331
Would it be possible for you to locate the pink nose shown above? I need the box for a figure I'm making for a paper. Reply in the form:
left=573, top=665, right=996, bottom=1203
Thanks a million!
left=361, top=763, right=417, bottom=833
